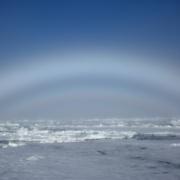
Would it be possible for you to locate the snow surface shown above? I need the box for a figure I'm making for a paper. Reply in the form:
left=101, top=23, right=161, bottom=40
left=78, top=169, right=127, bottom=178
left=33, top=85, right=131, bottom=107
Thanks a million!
left=0, top=118, right=180, bottom=180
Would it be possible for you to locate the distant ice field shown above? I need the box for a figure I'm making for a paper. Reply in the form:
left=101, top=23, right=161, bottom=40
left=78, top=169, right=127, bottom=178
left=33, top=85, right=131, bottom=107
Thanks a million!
left=0, top=118, right=180, bottom=148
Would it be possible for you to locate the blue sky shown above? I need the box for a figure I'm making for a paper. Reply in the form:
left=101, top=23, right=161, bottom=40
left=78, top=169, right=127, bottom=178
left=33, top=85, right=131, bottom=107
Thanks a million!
left=0, top=0, right=180, bottom=120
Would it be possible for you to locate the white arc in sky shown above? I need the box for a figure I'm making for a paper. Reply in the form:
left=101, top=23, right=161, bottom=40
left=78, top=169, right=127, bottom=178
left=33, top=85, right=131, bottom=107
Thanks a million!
left=0, top=50, right=180, bottom=120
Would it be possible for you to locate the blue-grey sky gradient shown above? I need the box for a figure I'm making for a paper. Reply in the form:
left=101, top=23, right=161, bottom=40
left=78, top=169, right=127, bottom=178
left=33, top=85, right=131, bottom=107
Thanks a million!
left=0, top=0, right=180, bottom=120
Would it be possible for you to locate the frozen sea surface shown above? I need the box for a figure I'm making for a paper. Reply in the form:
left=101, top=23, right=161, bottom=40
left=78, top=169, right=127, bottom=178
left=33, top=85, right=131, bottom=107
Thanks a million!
left=0, top=118, right=180, bottom=180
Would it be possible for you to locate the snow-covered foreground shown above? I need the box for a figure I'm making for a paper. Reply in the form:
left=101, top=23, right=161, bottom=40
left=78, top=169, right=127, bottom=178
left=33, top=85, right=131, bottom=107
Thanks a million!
left=0, top=139, right=180, bottom=180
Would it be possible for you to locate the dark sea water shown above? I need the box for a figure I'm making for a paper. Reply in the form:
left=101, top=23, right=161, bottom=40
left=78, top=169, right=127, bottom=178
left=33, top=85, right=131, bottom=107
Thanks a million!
left=0, top=118, right=180, bottom=180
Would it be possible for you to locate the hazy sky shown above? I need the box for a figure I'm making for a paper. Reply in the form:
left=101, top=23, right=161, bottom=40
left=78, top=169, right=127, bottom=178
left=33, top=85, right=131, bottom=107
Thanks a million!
left=0, top=0, right=180, bottom=120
